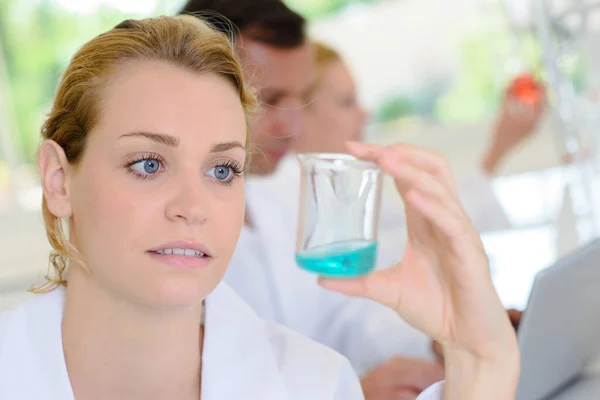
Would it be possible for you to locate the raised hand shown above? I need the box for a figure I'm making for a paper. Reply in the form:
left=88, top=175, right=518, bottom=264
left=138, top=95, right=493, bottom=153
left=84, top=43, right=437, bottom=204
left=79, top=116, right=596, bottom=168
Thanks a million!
left=321, top=142, right=519, bottom=399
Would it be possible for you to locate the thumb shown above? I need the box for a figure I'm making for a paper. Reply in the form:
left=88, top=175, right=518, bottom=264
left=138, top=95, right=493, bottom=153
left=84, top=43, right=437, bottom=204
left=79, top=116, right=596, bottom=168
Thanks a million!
left=318, top=275, right=366, bottom=297
left=318, top=269, right=402, bottom=311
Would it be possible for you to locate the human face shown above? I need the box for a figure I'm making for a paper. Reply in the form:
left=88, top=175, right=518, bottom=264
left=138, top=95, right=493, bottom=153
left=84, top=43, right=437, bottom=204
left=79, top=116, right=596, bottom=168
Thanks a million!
left=42, top=61, right=247, bottom=309
left=239, top=38, right=316, bottom=174
left=294, top=60, right=367, bottom=154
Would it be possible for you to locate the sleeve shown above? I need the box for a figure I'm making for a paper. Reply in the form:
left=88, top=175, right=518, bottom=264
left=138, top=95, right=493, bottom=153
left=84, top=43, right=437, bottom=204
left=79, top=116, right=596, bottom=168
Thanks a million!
left=333, top=358, right=367, bottom=400
left=417, top=382, right=444, bottom=399
left=313, top=288, right=436, bottom=376
left=456, top=170, right=511, bottom=233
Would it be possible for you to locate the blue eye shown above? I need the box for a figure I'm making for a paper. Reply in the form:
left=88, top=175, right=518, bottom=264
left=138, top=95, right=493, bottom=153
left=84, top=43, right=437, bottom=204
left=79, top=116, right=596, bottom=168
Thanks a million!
left=206, top=162, right=244, bottom=185
left=207, top=166, right=232, bottom=181
left=129, top=158, right=163, bottom=177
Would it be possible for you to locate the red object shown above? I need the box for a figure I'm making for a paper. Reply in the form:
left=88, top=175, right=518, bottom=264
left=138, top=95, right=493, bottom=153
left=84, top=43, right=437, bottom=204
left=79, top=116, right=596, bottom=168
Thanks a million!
left=507, top=73, right=543, bottom=104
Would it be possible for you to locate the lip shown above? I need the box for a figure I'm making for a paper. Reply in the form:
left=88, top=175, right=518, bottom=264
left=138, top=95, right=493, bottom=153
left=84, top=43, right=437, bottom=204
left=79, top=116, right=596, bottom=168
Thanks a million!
left=266, top=147, right=288, bottom=161
left=147, top=240, right=212, bottom=270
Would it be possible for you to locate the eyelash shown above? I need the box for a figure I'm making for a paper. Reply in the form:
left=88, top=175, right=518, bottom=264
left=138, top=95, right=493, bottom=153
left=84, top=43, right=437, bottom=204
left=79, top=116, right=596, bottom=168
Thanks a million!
left=216, top=160, right=245, bottom=186
left=124, top=154, right=245, bottom=185
left=125, top=153, right=165, bottom=180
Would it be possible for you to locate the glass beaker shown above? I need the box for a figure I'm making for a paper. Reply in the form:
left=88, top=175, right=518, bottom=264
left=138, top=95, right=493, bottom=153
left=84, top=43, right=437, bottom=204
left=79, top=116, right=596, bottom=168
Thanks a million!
left=295, top=153, right=383, bottom=277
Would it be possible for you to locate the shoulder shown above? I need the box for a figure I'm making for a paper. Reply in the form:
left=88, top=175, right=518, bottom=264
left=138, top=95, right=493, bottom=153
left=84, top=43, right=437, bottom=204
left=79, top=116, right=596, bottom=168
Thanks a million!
left=0, top=299, right=27, bottom=363
left=207, top=283, right=364, bottom=399
left=262, top=320, right=363, bottom=399
left=0, top=288, right=64, bottom=358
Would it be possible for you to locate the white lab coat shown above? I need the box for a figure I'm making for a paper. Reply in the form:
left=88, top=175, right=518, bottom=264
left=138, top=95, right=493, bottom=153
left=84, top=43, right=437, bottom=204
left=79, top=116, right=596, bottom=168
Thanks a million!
left=0, top=283, right=443, bottom=399
left=225, top=173, right=435, bottom=377
left=224, top=151, right=509, bottom=376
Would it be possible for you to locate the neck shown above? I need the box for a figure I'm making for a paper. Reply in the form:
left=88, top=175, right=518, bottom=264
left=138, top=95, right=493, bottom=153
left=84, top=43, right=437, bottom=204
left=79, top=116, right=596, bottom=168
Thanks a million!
left=62, top=267, right=203, bottom=400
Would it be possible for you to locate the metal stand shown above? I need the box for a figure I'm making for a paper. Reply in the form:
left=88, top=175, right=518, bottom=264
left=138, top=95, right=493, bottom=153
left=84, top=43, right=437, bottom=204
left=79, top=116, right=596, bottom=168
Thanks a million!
left=533, top=0, right=600, bottom=241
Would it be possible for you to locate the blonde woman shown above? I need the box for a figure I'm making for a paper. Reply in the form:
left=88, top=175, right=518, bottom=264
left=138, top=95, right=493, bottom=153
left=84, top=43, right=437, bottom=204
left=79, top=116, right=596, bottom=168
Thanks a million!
left=0, top=16, right=518, bottom=399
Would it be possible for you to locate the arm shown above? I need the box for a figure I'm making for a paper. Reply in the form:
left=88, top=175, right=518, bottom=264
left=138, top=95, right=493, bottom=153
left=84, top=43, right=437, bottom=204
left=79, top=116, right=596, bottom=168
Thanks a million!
left=314, top=289, right=435, bottom=374
left=322, top=141, right=520, bottom=400
left=455, top=171, right=510, bottom=233
left=481, top=76, right=545, bottom=176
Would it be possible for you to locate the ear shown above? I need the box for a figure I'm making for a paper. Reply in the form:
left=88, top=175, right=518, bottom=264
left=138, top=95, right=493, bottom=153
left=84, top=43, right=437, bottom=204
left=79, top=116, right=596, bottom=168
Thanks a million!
left=39, top=140, right=72, bottom=218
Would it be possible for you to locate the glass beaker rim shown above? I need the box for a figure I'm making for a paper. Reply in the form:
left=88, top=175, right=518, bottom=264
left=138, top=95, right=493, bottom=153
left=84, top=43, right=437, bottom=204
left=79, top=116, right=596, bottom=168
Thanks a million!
left=297, top=152, right=379, bottom=170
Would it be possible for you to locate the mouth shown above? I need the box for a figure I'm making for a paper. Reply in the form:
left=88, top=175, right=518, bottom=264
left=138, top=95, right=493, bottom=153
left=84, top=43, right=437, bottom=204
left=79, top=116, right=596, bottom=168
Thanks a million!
left=266, top=147, right=288, bottom=160
left=147, top=241, right=212, bottom=269
left=151, top=248, right=206, bottom=257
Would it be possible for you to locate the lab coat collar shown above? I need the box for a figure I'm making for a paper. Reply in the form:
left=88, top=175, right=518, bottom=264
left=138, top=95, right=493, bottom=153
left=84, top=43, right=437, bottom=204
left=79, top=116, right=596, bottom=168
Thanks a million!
left=201, top=283, right=290, bottom=399
left=0, top=283, right=290, bottom=400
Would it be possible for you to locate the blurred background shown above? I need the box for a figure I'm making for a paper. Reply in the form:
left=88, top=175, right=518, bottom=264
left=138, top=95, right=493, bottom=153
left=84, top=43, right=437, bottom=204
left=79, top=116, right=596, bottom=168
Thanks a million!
left=2, top=0, right=600, bottom=315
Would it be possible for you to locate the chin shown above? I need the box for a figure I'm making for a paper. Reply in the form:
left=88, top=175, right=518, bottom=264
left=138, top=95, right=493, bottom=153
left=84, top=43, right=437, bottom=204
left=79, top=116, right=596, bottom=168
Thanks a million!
left=130, top=272, right=223, bottom=310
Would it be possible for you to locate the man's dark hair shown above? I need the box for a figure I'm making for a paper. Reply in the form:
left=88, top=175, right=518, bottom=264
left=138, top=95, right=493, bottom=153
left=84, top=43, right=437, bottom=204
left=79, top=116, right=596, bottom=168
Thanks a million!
left=179, top=0, right=306, bottom=48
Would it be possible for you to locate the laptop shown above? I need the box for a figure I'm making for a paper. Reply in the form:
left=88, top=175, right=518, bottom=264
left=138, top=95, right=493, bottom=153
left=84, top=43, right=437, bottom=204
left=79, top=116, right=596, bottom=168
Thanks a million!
left=516, top=238, right=600, bottom=400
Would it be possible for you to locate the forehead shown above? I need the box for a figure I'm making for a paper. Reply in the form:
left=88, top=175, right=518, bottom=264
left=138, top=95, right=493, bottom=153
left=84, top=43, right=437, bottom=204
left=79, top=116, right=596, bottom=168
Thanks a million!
left=94, top=60, right=246, bottom=144
left=238, top=38, right=316, bottom=93
left=320, top=61, right=355, bottom=92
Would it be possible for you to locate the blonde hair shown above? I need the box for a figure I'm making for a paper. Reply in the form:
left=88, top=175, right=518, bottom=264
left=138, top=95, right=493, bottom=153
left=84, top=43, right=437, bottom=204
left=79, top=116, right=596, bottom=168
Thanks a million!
left=34, top=15, right=257, bottom=293
left=308, top=41, right=342, bottom=96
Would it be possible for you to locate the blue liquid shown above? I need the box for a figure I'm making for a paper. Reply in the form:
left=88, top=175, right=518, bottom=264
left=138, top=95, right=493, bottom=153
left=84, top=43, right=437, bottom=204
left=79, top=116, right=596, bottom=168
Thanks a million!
left=296, top=241, right=378, bottom=277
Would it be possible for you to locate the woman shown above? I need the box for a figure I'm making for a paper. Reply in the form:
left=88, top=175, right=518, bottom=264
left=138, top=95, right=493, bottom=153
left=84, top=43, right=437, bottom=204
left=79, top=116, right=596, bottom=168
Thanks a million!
left=278, top=42, right=543, bottom=236
left=0, top=16, right=518, bottom=399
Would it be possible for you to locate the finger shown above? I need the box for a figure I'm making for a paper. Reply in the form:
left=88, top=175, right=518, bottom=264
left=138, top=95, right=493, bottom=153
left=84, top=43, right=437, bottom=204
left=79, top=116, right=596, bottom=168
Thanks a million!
left=379, top=161, right=464, bottom=218
left=347, top=142, right=458, bottom=196
left=404, top=190, right=466, bottom=240
left=405, top=190, right=486, bottom=273
left=345, top=141, right=385, bottom=161
left=380, top=145, right=458, bottom=196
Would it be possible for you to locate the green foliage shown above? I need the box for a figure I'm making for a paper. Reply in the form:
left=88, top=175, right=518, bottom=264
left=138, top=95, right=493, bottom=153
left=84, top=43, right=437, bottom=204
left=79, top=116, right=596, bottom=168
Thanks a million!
left=285, top=0, right=382, bottom=20
left=375, top=27, right=547, bottom=124
left=0, top=0, right=182, bottom=162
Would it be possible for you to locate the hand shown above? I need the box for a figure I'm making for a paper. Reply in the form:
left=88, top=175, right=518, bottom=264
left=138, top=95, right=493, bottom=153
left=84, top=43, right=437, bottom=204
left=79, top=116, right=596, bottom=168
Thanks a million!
left=482, top=75, right=545, bottom=175
left=361, top=356, right=444, bottom=400
left=320, top=142, right=519, bottom=399
left=432, top=308, right=523, bottom=360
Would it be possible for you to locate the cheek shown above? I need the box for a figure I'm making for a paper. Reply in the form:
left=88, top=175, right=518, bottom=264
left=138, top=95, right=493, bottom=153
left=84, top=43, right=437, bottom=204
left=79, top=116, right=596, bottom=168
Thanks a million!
left=70, top=168, right=157, bottom=260
left=336, top=109, right=361, bottom=139
left=207, top=184, right=245, bottom=261
left=320, top=107, right=350, bottom=138
left=213, top=184, right=245, bottom=235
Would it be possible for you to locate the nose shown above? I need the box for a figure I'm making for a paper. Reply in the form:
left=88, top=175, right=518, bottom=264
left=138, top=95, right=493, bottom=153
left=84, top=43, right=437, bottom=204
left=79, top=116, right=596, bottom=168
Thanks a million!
left=165, top=174, right=209, bottom=225
left=272, top=106, right=304, bottom=139
left=359, top=106, right=369, bottom=126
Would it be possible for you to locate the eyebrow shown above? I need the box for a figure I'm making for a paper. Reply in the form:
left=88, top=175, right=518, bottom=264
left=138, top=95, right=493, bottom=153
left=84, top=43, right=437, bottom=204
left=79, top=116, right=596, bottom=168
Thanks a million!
left=210, top=141, right=245, bottom=153
left=120, top=131, right=179, bottom=147
left=119, top=131, right=245, bottom=152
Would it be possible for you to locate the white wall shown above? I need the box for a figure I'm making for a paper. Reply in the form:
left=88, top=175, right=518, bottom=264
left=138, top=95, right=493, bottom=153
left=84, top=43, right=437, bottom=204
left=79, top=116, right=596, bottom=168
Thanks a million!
left=308, top=0, right=499, bottom=109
